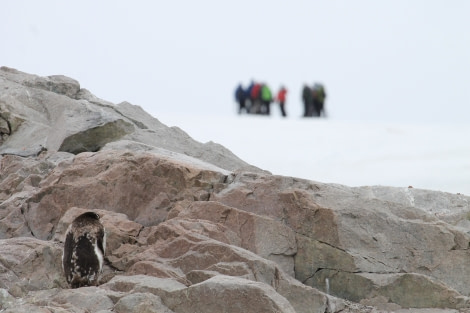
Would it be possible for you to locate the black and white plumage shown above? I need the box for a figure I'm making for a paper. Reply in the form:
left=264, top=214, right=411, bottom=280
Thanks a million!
left=62, top=211, right=106, bottom=288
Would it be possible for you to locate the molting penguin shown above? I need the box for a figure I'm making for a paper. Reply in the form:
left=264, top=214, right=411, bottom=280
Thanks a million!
left=62, top=211, right=106, bottom=288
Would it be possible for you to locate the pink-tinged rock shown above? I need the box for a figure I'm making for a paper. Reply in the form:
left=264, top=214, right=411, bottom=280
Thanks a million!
left=169, top=200, right=297, bottom=275
left=165, top=275, right=296, bottom=313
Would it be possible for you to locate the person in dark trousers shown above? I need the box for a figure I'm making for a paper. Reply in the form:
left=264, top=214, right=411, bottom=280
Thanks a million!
left=260, top=84, right=273, bottom=115
left=235, top=83, right=247, bottom=114
left=275, top=86, right=287, bottom=117
left=312, top=83, right=326, bottom=117
left=245, top=80, right=255, bottom=113
left=302, top=84, right=313, bottom=117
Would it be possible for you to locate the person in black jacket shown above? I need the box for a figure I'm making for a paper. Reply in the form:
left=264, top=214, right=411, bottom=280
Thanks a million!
left=302, top=84, right=313, bottom=117
left=235, top=83, right=247, bottom=114
left=312, top=83, right=326, bottom=117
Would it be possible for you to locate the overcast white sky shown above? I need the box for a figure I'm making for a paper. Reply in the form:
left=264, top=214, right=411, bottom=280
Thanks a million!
left=2, top=1, right=470, bottom=194
left=2, top=1, right=470, bottom=123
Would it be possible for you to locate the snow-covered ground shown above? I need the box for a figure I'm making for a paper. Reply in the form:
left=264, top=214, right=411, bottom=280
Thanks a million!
left=156, top=113, right=470, bottom=196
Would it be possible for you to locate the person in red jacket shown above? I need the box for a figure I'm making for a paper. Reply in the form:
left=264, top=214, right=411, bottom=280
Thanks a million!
left=250, top=83, right=262, bottom=114
left=275, top=86, right=287, bottom=117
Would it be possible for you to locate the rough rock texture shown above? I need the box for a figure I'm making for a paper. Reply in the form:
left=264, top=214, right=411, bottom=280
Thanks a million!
left=0, top=66, right=261, bottom=173
left=1, top=67, right=470, bottom=312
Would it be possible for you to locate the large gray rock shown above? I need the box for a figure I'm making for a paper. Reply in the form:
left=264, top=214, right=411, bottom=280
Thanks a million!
left=0, top=67, right=132, bottom=156
left=211, top=172, right=470, bottom=309
left=169, top=200, right=297, bottom=276
left=165, top=275, right=297, bottom=313
left=0, top=66, right=262, bottom=173
left=1, top=67, right=470, bottom=312
left=114, top=292, right=175, bottom=313
left=0, top=237, right=66, bottom=296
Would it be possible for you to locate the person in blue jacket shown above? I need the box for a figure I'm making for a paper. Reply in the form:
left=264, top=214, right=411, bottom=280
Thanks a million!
left=244, top=80, right=255, bottom=113
left=235, top=83, right=247, bottom=114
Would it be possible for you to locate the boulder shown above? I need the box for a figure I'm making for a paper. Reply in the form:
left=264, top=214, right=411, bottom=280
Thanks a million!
left=312, top=270, right=469, bottom=310
left=39, top=287, right=115, bottom=312
left=211, top=171, right=470, bottom=308
left=3, top=287, right=120, bottom=312
left=168, top=200, right=297, bottom=276
left=165, top=275, right=297, bottom=313
left=2, top=68, right=470, bottom=312
left=0, top=66, right=263, bottom=173
left=0, top=237, right=66, bottom=296
left=20, top=71, right=81, bottom=98
left=114, top=293, right=175, bottom=313
left=102, top=275, right=187, bottom=298
left=20, top=149, right=229, bottom=240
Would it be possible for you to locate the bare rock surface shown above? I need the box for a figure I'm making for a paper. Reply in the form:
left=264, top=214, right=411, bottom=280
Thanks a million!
left=0, top=66, right=261, bottom=173
left=1, top=68, right=470, bottom=312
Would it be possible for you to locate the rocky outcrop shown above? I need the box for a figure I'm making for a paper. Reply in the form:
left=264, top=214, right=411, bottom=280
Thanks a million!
left=0, top=66, right=261, bottom=173
left=1, top=67, right=470, bottom=312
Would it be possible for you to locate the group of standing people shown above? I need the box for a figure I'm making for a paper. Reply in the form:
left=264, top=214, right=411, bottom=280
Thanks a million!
left=235, top=81, right=326, bottom=118
left=302, top=83, right=326, bottom=117
left=235, top=81, right=287, bottom=117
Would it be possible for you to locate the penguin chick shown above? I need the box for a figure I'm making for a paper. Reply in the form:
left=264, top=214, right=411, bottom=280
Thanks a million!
left=62, top=211, right=106, bottom=288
